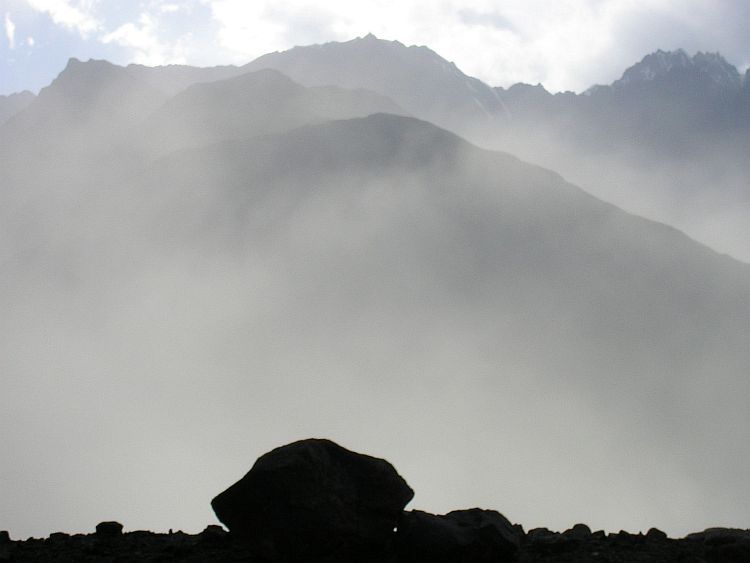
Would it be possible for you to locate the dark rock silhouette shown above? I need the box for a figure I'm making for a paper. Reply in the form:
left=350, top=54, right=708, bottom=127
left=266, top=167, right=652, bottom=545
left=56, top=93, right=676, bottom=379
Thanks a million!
left=211, top=438, right=414, bottom=560
left=94, top=521, right=123, bottom=538
left=396, top=508, right=520, bottom=562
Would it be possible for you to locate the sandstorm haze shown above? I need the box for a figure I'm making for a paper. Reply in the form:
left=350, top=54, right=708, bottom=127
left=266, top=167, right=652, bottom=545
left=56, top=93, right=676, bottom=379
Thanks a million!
left=2, top=0, right=750, bottom=543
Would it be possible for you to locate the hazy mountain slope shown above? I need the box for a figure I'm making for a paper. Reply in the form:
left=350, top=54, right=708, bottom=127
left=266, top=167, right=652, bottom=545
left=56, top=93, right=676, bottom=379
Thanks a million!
left=4, top=112, right=746, bottom=537
left=0, top=57, right=167, bottom=183
left=142, top=68, right=405, bottom=155
left=0, top=58, right=170, bottom=268
left=492, top=50, right=750, bottom=261
left=0, top=90, right=35, bottom=126
left=237, top=37, right=750, bottom=259
left=0, top=61, right=403, bottom=258
left=125, top=62, right=245, bottom=96
left=243, top=34, right=507, bottom=135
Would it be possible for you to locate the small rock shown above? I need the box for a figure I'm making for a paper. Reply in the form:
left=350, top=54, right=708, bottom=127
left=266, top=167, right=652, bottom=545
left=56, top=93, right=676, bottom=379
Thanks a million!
left=528, top=528, right=565, bottom=551
left=396, top=509, right=520, bottom=562
left=48, top=532, right=69, bottom=541
left=563, top=523, right=592, bottom=541
left=0, top=532, right=8, bottom=544
left=200, top=525, right=228, bottom=544
left=95, top=521, right=124, bottom=538
left=646, top=527, right=668, bottom=541
left=447, top=509, right=520, bottom=557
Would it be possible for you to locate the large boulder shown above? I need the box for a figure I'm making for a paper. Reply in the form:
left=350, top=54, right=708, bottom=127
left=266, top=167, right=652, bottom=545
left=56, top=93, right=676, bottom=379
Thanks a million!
left=396, top=508, right=521, bottom=563
left=211, top=438, right=414, bottom=560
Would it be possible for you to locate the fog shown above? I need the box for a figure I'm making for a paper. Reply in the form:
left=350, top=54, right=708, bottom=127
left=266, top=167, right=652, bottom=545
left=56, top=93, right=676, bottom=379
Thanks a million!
left=482, top=97, right=750, bottom=265
left=2, top=52, right=750, bottom=542
left=247, top=36, right=750, bottom=264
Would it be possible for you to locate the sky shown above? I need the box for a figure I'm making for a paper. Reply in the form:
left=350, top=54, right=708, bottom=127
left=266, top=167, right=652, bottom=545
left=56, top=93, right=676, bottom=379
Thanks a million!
left=2, top=0, right=750, bottom=96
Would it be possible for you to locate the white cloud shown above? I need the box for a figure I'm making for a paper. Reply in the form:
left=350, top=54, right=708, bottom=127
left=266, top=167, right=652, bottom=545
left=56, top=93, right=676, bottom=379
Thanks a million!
left=159, top=3, right=181, bottom=14
left=101, top=12, right=188, bottom=66
left=4, top=12, right=16, bottom=50
left=24, top=0, right=100, bottom=36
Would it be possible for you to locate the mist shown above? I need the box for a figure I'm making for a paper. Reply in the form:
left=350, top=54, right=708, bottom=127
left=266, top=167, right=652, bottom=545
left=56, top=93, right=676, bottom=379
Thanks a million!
left=2, top=45, right=750, bottom=543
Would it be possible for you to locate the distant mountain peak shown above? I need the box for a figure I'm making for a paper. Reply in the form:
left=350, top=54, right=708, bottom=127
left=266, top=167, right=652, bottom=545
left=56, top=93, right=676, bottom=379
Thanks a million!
left=614, top=48, right=741, bottom=90
left=243, top=36, right=509, bottom=131
left=41, top=57, right=129, bottom=102
left=62, top=57, right=117, bottom=72
left=616, top=49, right=690, bottom=85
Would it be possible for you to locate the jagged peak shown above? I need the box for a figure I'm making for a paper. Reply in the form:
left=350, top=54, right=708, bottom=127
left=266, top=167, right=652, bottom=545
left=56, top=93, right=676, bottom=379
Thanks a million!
left=614, top=48, right=741, bottom=90
left=37, top=56, right=157, bottom=110
left=616, top=49, right=690, bottom=86
left=49, top=57, right=126, bottom=91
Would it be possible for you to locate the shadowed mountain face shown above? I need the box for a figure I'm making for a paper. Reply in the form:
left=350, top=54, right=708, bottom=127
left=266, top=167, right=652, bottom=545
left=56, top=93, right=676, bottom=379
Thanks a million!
left=3, top=72, right=750, bottom=540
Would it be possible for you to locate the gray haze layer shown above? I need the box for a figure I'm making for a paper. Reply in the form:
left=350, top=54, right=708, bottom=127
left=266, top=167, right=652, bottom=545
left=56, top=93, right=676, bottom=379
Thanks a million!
left=243, top=36, right=750, bottom=263
left=2, top=49, right=750, bottom=541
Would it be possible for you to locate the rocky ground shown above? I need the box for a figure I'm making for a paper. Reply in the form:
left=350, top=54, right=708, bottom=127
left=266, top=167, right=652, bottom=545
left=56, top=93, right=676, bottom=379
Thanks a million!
left=5, top=440, right=749, bottom=562
left=3, top=523, right=750, bottom=562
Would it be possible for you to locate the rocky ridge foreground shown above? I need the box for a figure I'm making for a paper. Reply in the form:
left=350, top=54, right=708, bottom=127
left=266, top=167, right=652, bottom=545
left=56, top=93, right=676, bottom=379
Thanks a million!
left=4, top=523, right=750, bottom=563
left=3, top=440, right=750, bottom=562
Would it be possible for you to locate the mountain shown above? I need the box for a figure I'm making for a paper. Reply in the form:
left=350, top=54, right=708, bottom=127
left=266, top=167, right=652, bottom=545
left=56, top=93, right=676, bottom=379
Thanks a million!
left=0, top=90, right=35, bottom=126
left=243, top=34, right=508, bottom=136
left=142, top=68, right=405, bottom=155
left=0, top=59, right=404, bottom=284
left=496, top=49, right=748, bottom=155
left=611, top=49, right=742, bottom=93
left=0, top=58, right=403, bottom=193
left=231, top=38, right=750, bottom=259
left=0, top=58, right=166, bottom=159
left=492, top=49, right=750, bottom=261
